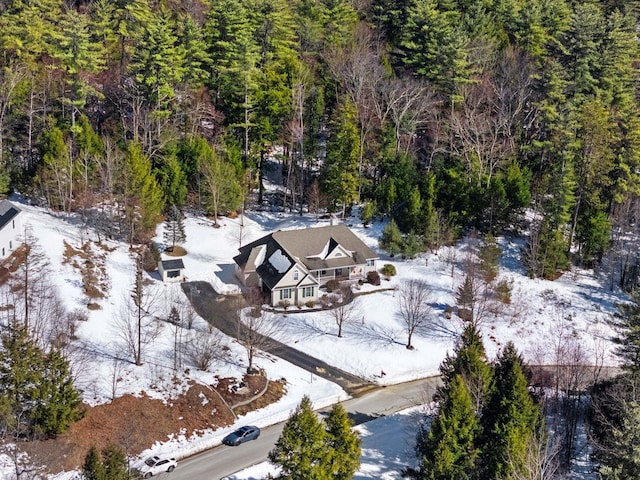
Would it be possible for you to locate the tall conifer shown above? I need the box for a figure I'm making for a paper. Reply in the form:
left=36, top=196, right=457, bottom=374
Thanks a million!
left=480, top=342, right=542, bottom=480
left=269, top=396, right=331, bottom=479
left=325, top=403, right=361, bottom=479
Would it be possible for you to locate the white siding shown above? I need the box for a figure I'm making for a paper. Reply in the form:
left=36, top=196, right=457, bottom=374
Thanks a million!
left=0, top=211, right=22, bottom=260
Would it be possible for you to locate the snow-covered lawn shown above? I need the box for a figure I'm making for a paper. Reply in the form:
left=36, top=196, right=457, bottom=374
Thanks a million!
left=2, top=196, right=625, bottom=478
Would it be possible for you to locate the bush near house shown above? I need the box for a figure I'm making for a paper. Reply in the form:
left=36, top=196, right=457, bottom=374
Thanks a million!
left=380, top=264, right=396, bottom=277
left=367, top=271, right=381, bottom=286
left=325, top=279, right=341, bottom=292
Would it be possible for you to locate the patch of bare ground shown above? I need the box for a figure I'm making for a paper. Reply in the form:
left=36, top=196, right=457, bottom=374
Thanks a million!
left=20, top=374, right=284, bottom=475
left=62, top=240, right=111, bottom=305
left=165, top=245, right=187, bottom=256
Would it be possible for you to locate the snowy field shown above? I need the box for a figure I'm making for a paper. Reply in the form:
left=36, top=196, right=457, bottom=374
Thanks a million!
left=0, top=194, right=625, bottom=478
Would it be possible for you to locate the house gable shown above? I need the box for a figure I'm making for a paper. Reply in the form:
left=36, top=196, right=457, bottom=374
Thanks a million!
left=273, top=262, right=318, bottom=290
left=324, top=241, right=353, bottom=261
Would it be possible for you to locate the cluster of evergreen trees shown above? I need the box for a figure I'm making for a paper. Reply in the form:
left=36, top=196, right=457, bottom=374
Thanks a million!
left=406, top=325, right=544, bottom=479
left=82, top=443, right=130, bottom=480
left=269, top=397, right=361, bottom=479
left=589, top=291, right=640, bottom=478
left=0, top=324, right=82, bottom=439
left=1, top=0, right=638, bottom=286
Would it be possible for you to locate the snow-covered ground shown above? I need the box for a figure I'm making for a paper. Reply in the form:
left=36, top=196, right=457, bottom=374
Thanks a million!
left=0, top=194, right=624, bottom=479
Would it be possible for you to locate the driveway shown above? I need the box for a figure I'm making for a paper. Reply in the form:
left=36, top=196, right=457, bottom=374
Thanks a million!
left=182, top=281, right=376, bottom=396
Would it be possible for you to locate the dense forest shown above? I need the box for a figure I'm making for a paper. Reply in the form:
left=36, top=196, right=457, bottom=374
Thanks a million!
left=0, top=0, right=639, bottom=286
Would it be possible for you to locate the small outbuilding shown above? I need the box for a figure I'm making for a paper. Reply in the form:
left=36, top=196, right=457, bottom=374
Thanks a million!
left=158, top=259, right=185, bottom=283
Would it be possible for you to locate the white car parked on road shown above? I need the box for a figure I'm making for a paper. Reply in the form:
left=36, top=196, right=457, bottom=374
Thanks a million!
left=137, top=455, right=177, bottom=478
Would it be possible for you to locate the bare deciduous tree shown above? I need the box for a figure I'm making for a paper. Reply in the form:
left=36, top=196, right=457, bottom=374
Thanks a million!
left=508, top=431, right=561, bottom=480
left=376, top=76, right=437, bottom=157
left=113, top=261, right=160, bottom=366
left=305, top=178, right=326, bottom=222
left=328, top=285, right=359, bottom=338
left=237, top=291, right=278, bottom=373
left=9, top=226, right=51, bottom=332
left=0, top=444, right=46, bottom=480
left=184, top=327, right=226, bottom=371
left=397, top=280, right=433, bottom=349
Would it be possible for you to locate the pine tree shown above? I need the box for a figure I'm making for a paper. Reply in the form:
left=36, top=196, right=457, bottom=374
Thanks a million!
left=325, top=403, right=361, bottom=479
left=30, top=348, right=83, bottom=437
left=83, top=445, right=106, bottom=480
left=438, top=324, right=493, bottom=414
left=610, top=290, right=640, bottom=377
left=124, top=142, right=164, bottom=240
left=0, top=324, right=43, bottom=437
left=101, top=443, right=129, bottom=480
left=597, top=401, right=640, bottom=479
left=380, top=219, right=403, bottom=257
left=456, top=276, right=477, bottom=323
left=164, top=204, right=186, bottom=251
left=269, top=395, right=331, bottom=479
left=159, top=156, right=188, bottom=208
left=478, top=234, right=501, bottom=282
left=0, top=325, right=82, bottom=438
left=322, top=99, right=360, bottom=218
left=480, top=342, right=543, bottom=480
left=416, top=375, right=480, bottom=480
left=50, top=8, right=105, bottom=132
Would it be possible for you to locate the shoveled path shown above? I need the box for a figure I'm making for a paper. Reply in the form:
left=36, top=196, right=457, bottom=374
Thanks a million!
left=182, top=281, right=377, bottom=396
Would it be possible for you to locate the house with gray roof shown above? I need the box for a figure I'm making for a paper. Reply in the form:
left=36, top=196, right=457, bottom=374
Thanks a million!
left=0, top=200, right=23, bottom=260
left=233, top=224, right=378, bottom=306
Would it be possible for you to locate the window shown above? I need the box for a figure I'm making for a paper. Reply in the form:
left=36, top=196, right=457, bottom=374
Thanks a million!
left=280, top=289, right=291, bottom=300
left=1, top=248, right=4, bottom=256
left=168, top=270, right=180, bottom=278
left=367, top=259, right=375, bottom=267
left=320, top=269, right=327, bottom=276
left=336, top=268, right=343, bottom=276
left=302, top=286, right=314, bottom=298
left=8, top=241, right=11, bottom=249
left=335, top=252, right=342, bottom=257
left=12, top=220, right=14, bottom=229
left=293, top=270, right=299, bottom=280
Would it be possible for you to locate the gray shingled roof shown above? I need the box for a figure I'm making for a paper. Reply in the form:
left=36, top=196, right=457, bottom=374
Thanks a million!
left=0, top=200, right=21, bottom=231
left=234, top=225, right=378, bottom=286
left=273, top=224, right=378, bottom=262
left=160, top=259, right=185, bottom=271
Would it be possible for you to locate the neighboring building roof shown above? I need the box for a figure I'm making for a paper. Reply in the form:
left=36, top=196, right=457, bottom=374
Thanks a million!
left=234, top=225, right=378, bottom=288
left=0, top=200, right=21, bottom=231
left=160, top=259, right=185, bottom=271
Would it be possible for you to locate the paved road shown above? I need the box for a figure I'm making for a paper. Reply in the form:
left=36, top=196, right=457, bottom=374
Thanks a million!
left=167, top=376, right=441, bottom=480
left=182, top=281, right=377, bottom=396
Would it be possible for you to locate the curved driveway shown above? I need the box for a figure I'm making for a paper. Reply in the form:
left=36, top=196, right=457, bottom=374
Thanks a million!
left=182, top=281, right=377, bottom=396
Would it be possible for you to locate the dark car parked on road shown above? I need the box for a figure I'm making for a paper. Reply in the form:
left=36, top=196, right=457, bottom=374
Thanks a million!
left=222, top=426, right=261, bottom=446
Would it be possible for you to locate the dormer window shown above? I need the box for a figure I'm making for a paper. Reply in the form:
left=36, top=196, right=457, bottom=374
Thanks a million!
left=293, top=270, right=299, bottom=280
